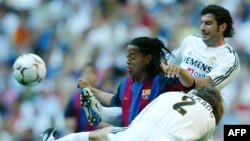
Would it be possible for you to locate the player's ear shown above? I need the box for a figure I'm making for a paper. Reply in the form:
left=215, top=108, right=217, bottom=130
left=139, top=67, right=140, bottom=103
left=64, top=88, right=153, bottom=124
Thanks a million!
left=145, top=54, right=152, bottom=64
left=219, top=23, right=227, bottom=32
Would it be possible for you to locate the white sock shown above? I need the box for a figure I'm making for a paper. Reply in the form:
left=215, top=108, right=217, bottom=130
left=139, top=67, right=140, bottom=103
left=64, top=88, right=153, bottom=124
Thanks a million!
left=102, top=107, right=122, bottom=126
left=55, top=132, right=89, bottom=141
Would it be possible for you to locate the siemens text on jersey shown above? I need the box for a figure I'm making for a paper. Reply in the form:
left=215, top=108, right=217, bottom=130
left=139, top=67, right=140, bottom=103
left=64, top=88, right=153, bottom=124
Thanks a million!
left=184, top=57, right=212, bottom=73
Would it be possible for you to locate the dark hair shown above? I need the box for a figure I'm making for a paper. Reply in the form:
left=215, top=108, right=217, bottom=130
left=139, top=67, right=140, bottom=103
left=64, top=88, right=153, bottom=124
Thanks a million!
left=201, top=5, right=235, bottom=38
left=129, top=37, right=172, bottom=77
left=196, top=84, right=224, bottom=125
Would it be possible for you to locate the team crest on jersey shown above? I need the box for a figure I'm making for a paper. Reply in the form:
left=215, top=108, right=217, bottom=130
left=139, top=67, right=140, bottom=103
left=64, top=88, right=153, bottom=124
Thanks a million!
left=142, top=89, right=151, bottom=99
left=187, top=51, right=192, bottom=55
left=208, top=57, right=216, bottom=65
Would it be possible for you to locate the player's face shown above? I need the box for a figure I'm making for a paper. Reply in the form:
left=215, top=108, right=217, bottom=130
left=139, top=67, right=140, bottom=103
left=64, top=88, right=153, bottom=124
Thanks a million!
left=126, top=45, right=150, bottom=79
left=200, top=14, right=224, bottom=46
left=81, top=66, right=97, bottom=87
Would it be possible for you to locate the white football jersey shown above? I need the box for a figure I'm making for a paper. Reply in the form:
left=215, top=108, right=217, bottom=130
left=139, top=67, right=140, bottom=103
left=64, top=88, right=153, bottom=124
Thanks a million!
left=108, top=91, right=216, bottom=141
left=167, top=35, right=240, bottom=90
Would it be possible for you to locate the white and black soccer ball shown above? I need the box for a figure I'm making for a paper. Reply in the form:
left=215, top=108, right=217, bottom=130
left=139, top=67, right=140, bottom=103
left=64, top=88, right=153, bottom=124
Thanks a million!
left=13, top=53, right=46, bottom=86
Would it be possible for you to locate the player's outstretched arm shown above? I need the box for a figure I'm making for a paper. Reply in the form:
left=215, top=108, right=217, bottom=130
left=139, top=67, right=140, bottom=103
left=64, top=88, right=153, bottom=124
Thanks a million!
left=161, top=62, right=213, bottom=89
left=161, top=63, right=195, bottom=87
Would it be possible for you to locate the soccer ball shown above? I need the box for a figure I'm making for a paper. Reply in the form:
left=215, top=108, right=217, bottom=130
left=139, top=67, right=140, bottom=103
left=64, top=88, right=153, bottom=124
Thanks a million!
left=13, top=53, right=46, bottom=86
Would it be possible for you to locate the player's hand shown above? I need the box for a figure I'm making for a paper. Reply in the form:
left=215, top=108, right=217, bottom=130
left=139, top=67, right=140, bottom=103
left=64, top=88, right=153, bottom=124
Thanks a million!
left=161, top=62, right=181, bottom=78
left=77, top=78, right=90, bottom=89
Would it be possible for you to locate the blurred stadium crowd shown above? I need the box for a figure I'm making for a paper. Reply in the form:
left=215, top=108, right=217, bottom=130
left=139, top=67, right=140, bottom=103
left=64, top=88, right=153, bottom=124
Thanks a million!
left=0, top=0, right=249, bottom=140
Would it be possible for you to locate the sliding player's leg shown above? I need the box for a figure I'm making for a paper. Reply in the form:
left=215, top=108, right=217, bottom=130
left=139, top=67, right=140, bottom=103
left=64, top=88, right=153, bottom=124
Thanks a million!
left=80, top=88, right=102, bottom=126
left=81, top=88, right=123, bottom=126
left=41, top=127, right=113, bottom=141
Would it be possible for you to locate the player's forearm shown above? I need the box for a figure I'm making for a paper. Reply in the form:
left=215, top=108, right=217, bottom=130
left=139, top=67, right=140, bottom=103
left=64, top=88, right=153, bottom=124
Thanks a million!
left=178, top=68, right=195, bottom=87
left=178, top=69, right=213, bottom=89
left=89, top=87, right=114, bottom=107
left=193, top=77, right=213, bottom=89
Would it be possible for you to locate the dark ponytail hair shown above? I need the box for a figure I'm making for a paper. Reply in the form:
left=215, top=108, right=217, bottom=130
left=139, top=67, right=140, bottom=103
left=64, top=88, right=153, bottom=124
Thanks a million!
left=129, top=37, right=172, bottom=77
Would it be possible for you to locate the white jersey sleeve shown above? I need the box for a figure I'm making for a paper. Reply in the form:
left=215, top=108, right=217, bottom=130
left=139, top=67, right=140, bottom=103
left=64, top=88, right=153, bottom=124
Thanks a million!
left=166, top=37, right=189, bottom=65
left=108, top=91, right=216, bottom=141
left=169, top=35, right=240, bottom=90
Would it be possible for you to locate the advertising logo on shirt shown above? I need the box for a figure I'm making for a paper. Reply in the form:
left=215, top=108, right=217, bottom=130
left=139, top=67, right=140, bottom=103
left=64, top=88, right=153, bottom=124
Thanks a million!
left=186, top=68, right=206, bottom=78
left=208, top=57, right=216, bottom=65
left=183, top=56, right=212, bottom=73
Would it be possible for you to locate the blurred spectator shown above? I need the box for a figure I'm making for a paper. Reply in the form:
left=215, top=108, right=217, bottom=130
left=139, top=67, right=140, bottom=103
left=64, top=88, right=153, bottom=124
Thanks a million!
left=12, top=10, right=32, bottom=53
left=64, top=63, right=98, bottom=133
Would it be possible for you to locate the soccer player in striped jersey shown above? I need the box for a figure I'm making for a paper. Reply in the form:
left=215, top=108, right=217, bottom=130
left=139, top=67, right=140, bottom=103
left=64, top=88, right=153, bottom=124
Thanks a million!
left=76, top=36, right=195, bottom=127
left=41, top=84, right=224, bottom=141
left=164, top=5, right=240, bottom=91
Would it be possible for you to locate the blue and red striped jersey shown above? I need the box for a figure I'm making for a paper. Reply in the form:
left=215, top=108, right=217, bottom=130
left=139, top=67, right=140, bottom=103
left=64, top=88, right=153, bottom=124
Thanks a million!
left=110, top=74, right=191, bottom=126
